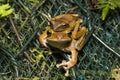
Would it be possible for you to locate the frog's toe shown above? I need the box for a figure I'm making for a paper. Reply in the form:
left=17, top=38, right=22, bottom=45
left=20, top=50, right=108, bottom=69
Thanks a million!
left=56, top=60, right=67, bottom=68
left=65, top=69, right=70, bottom=76
left=48, top=49, right=52, bottom=54
left=56, top=64, right=60, bottom=68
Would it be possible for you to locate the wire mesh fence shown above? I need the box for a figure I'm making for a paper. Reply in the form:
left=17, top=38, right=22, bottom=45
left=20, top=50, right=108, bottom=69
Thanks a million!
left=0, top=0, right=120, bottom=80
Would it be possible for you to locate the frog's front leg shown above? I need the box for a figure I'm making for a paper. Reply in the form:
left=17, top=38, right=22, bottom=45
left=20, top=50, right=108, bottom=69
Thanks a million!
left=39, top=31, right=52, bottom=54
left=64, top=47, right=78, bottom=70
left=39, top=31, right=48, bottom=47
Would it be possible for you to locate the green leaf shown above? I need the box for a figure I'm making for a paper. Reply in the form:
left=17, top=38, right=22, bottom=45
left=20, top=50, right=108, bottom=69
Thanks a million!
left=29, top=0, right=39, bottom=3
left=98, top=4, right=107, bottom=9
left=98, top=0, right=120, bottom=20
left=0, top=0, right=3, bottom=2
left=112, top=0, right=120, bottom=6
left=30, top=48, right=45, bottom=65
left=0, top=4, right=14, bottom=17
left=98, top=0, right=108, bottom=4
left=102, top=5, right=109, bottom=20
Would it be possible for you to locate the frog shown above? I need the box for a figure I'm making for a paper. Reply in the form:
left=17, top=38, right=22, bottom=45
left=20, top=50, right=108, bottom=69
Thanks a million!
left=39, top=14, right=88, bottom=76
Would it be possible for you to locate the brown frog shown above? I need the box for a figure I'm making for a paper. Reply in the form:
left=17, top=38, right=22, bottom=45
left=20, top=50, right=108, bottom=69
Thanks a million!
left=39, top=14, right=87, bottom=76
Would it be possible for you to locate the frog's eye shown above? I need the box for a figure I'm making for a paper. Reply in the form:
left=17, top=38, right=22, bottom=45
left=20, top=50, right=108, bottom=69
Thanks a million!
left=60, top=24, right=69, bottom=29
left=54, top=24, right=69, bottom=31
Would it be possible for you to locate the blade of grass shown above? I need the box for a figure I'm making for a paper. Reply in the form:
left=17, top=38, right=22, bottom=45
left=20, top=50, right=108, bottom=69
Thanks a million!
left=92, top=34, right=120, bottom=58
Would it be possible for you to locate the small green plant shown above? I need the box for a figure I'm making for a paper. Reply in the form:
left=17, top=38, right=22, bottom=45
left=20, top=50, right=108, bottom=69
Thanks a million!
left=0, top=0, right=3, bottom=2
left=98, top=0, right=120, bottom=20
left=0, top=4, right=14, bottom=17
left=29, top=0, right=39, bottom=3
left=30, top=48, right=45, bottom=65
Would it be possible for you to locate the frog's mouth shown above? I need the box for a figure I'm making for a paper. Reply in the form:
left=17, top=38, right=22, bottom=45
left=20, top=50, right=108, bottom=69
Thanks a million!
left=47, top=31, right=71, bottom=41
left=47, top=38, right=71, bottom=42
left=47, top=39, right=71, bottom=49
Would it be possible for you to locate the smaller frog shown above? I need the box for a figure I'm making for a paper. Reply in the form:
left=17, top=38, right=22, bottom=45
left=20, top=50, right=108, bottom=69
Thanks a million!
left=39, top=14, right=87, bottom=76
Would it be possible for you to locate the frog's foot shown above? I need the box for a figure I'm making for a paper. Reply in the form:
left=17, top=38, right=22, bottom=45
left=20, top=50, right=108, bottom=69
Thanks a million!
left=63, top=60, right=76, bottom=70
left=56, top=60, right=76, bottom=76
left=56, top=60, right=70, bottom=76
left=56, top=59, right=76, bottom=69
left=56, top=60, right=67, bottom=68
left=65, top=69, right=69, bottom=76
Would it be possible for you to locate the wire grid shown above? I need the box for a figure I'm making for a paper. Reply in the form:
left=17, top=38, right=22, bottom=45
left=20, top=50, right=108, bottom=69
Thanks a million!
left=0, top=0, right=120, bottom=79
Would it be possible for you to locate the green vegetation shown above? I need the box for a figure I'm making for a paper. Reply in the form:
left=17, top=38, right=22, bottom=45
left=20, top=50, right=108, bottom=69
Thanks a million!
left=29, top=0, right=39, bottom=3
left=0, top=4, right=14, bottom=17
left=98, top=0, right=120, bottom=20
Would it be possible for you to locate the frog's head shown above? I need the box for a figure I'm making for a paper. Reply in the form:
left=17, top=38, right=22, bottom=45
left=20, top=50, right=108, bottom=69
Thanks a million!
left=50, top=19, right=69, bottom=32
left=50, top=14, right=79, bottom=32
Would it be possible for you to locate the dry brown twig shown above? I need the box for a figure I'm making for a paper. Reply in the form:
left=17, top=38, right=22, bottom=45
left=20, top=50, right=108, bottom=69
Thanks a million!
left=9, top=15, right=33, bottom=63
left=9, top=15, right=23, bottom=47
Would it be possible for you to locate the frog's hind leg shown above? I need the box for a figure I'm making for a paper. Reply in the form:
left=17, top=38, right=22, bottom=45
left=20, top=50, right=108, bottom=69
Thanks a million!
left=56, top=48, right=78, bottom=76
left=56, top=47, right=78, bottom=69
